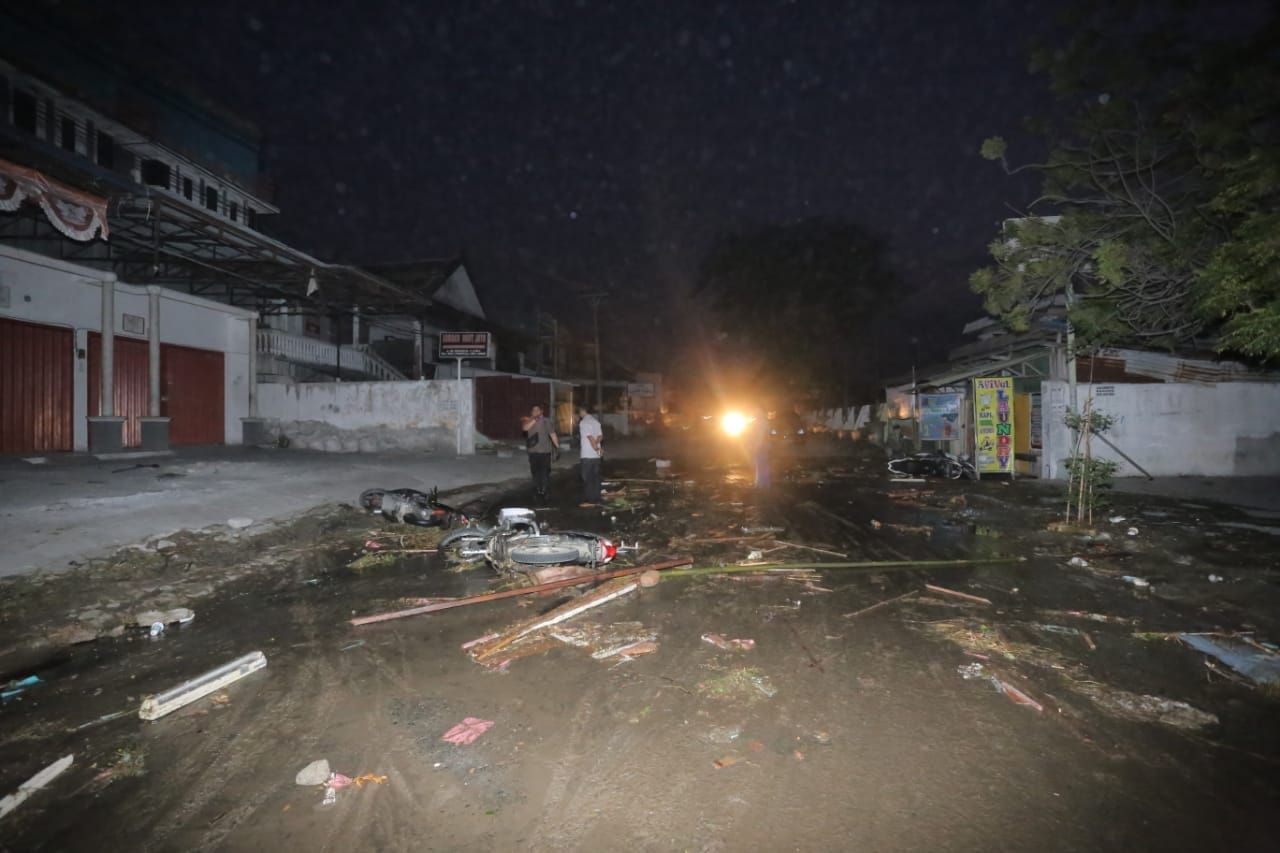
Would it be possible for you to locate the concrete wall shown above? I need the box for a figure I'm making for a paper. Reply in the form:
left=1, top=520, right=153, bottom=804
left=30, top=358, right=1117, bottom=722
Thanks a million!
left=256, top=379, right=476, bottom=454
left=1040, top=380, right=1280, bottom=478
left=0, top=245, right=254, bottom=449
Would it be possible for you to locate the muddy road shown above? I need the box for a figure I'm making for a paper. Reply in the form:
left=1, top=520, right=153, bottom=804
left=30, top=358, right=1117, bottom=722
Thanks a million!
left=2, top=440, right=1279, bottom=851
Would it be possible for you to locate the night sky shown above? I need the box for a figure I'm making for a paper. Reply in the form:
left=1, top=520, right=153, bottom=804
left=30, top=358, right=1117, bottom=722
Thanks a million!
left=50, top=0, right=1059, bottom=376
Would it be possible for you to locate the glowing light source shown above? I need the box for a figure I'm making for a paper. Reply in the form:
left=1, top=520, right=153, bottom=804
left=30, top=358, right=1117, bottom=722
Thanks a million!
left=721, top=410, right=749, bottom=437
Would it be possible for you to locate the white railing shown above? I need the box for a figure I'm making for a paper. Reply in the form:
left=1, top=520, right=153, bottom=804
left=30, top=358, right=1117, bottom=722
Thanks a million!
left=258, top=329, right=406, bottom=381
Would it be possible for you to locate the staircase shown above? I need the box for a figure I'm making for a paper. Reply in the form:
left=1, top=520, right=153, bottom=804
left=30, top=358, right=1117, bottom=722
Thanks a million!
left=257, top=329, right=408, bottom=382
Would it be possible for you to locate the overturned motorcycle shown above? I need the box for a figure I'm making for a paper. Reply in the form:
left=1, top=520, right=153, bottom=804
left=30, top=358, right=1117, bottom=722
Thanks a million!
left=438, top=507, right=620, bottom=574
left=359, top=487, right=469, bottom=528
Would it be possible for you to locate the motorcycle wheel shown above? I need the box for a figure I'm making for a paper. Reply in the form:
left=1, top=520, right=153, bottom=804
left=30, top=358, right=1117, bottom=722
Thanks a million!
left=507, top=537, right=586, bottom=565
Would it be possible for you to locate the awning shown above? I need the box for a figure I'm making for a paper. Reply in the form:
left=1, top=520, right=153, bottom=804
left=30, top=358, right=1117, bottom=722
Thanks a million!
left=0, top=156, right=108, bottom=241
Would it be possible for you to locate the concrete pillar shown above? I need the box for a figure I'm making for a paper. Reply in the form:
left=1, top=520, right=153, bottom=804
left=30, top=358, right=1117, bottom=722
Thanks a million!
left=88, top=275, right=125, bottom=453
left=241, top=313, right=268, bottom=446
left=139, top=285, right=171, bottom=451
left=413, top=319, right=424, bottom=380
left=352, top=307, right=361, bottom=345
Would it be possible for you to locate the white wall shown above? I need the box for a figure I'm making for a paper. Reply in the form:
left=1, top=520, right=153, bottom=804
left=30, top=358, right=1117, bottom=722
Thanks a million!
left=1040, top=380, right=1280, bottom=478
left=0, top=245, right=254, bottom=449
left=256, top=379, right=476, bottom=454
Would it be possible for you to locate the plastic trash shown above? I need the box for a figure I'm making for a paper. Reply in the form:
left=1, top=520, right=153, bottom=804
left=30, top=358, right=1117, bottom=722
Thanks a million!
left=1208, top=574, right=1224, bottom=583
left=1068, top=556, right=1089, bottom=568
left=1122, top=576, right=1151, bottom=588
left=441, top=717, right=494, bottom=745
left=1109, top=516, right=1127, bottom=524
left=1127, top=527, right=1139, bottom=537
left=296, top=759, right=331, bottom=786
left=957, top=662, right=986, bottom=680
left=149, top=621, right=165, bottom=638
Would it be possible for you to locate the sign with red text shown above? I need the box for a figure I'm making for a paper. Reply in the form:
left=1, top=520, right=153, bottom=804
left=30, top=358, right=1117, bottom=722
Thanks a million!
left=439, top=331, right=491, bottom=359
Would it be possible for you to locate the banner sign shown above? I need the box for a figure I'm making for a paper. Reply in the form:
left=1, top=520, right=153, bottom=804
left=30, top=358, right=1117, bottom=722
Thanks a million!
left=973, top=377, right=1014, bottom=474
left=439, top=331, right=491, bottom=359
left=919, top=393, right=963, bottom=441
left=627, top=382, right=655, bottom=397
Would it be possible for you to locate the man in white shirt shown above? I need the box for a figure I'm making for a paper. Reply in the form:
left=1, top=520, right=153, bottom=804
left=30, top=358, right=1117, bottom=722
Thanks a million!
left=577, top=406, right=603, bottom=506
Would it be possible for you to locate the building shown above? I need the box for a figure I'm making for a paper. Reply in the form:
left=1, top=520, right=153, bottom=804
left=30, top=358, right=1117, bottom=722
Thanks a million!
left=0, top=11, right=456, bottom=454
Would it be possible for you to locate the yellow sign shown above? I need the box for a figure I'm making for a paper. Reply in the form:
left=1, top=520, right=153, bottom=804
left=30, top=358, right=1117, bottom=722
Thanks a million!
left=973, top=377, right=1014, bottom=474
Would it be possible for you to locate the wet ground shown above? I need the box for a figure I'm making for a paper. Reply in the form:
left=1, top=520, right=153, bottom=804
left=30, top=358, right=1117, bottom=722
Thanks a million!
left=2, top=438, right=1279, bottom=851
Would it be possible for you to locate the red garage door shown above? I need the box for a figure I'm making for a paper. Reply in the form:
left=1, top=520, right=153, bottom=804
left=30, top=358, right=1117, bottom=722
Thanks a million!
left=162, top=344, right=224, bottom=446
left=0, top=317, right=73, bottom=454
left=475, top=375, right=548, bottom=440
left=88, top=333, right=149, bottom=448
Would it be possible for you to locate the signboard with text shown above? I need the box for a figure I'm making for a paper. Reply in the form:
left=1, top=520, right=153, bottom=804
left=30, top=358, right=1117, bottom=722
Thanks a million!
left=627, top=382, right=655, bottom=397
left=919, top=393, right=963, bottom=441
left=439, top=331, right=491, bottom=359
left=973, top=376, right=1014, bottom=475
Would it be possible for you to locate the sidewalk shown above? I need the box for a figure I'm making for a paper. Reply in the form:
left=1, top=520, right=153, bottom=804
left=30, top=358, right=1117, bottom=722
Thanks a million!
left=0, top=439, right=664, bottom=577
left=1112, top=475, right=1280, bottom=514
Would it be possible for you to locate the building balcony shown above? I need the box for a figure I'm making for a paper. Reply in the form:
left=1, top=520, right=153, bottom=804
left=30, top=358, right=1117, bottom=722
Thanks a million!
left=257, top=328, right=406, bottom=383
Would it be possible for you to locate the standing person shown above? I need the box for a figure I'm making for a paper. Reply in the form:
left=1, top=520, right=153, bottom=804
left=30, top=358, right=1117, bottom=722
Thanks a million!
left=577, top=406, right=603, bottom=506
left=520, top=404, right=559, bottom=501
left=748, top=406, right=771, bottom=489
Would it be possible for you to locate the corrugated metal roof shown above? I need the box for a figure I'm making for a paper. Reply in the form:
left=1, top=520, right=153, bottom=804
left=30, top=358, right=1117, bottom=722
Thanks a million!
left=1104, top=349, right=1277, bottom=384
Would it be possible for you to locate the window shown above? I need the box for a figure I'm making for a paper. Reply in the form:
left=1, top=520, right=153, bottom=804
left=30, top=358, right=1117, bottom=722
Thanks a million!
left=229, top=201, right=239, bottom=222
left=96, top=131, right=114, bottom=168
left=141, top=159, right=171, bottom=188
left=245, top=207, right=256, bottom=229
left=182, top=176, right=193, bottom=200
left=60, top=116, right=76, bottom=151
left=204, top=185, right=218, bottom=211
left=13, top=90, right=36, bottom=133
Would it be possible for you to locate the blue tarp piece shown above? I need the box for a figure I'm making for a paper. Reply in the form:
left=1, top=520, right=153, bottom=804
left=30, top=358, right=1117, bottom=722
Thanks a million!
left=1180, top=634, right=1280, bottom=685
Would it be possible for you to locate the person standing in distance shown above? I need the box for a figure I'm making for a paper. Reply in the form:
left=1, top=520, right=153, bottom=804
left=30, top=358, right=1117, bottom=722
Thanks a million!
left=577, top=406, right=603, bottom=506
left=520, top=404, right=559, bottom=501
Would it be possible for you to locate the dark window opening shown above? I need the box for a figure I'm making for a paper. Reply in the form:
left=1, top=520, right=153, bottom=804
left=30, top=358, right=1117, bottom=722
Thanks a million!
left=96, top=131, right=114, bottom=168
left=141, top=159, right=171, bottom=188
left=13, top=90, right=37, bottom=133
left=60, top=116, right=76, bottom=151
left=229, top=201, right=239, bottom=222
left=182, top=177, right=193, bottom=199
left=204, top=185, right=218, bottom=211
left=245, top=207, right=256, bottom=229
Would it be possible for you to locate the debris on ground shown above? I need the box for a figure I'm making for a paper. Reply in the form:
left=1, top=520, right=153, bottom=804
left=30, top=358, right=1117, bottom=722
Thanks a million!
left=1, top=675, right=41, bottom=703
left=1179, top=634, right=1280, bottom=686
left=442, top=717, right=495, bottom=745
left=467, top=577, right=640, bottom=668
left=702, top=633, right=756, bottom=651
left=295, top=759, right=331, bottom=786
left=1075, top=684, right=1218, bottom=730
left=923, top=584, right=992, bottom=606
left=697, top=667, right=778, bottom=703
left=139, top=651, right=268, bottom=721
left=133, top=607, right=195, bottom=628
left=0, top=755, right=73, bottom=820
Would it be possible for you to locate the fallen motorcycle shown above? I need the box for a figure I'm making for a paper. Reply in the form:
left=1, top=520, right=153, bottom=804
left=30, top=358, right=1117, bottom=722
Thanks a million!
left=438, top=507, right=617, bottom=573
left=359, top=487, right=468, bottom=528
left=887, top=451, right=976, bottom=480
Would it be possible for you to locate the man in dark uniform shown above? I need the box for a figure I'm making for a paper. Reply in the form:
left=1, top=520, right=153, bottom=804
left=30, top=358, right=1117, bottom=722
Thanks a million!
left=520, top=405, right=559, bottom=501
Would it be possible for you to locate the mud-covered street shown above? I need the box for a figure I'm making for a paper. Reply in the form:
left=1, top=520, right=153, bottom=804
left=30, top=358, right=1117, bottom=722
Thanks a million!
left=3, top=439, right=1280, bottom=852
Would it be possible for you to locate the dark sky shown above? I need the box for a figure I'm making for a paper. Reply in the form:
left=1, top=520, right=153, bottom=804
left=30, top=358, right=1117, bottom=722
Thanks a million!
left=52, top=0, right=1059, bottom=375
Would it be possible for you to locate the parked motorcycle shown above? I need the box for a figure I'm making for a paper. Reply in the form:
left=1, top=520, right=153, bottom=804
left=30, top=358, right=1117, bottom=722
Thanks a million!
left=359, top=487, right=469, bottom=528
left=438, top=507, right=618, bottom=573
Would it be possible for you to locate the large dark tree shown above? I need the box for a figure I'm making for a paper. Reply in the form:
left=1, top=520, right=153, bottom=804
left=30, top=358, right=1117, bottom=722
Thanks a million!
left=696, top=218, right=899, bottom=405
left=971, top=1, right=1280, bottom=359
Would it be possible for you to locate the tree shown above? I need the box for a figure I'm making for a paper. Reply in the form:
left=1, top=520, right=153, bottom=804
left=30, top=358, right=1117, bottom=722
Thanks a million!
left=971, top=1, right=1280, bottom=359
left=696, top=218, right=899, bottom=405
